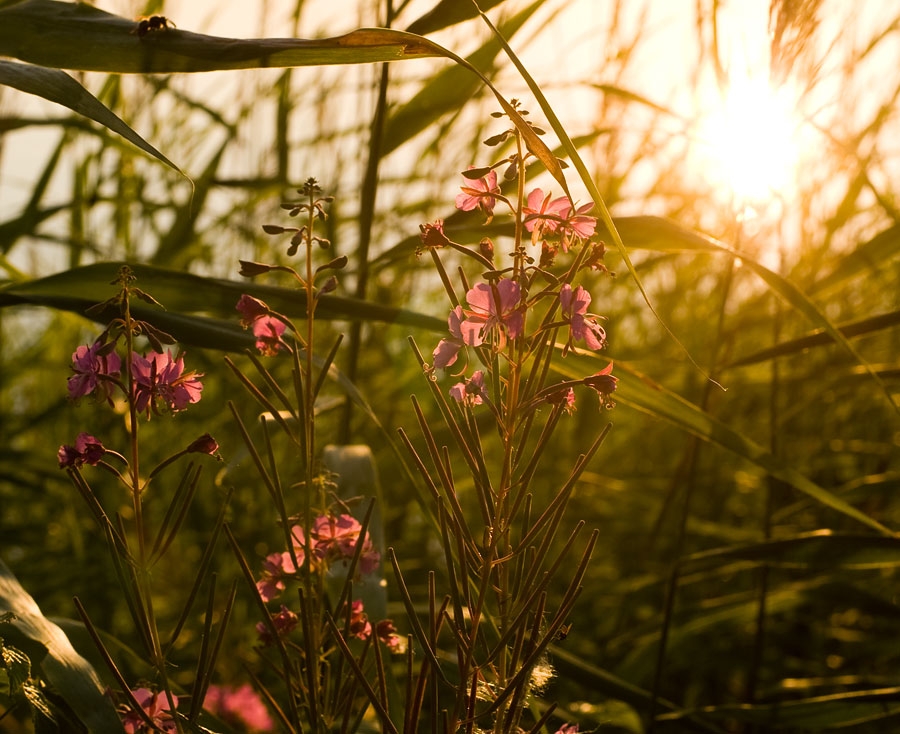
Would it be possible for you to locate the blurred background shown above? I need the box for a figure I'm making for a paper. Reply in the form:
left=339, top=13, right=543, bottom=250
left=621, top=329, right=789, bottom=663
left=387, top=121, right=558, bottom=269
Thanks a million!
left=2, top=1, right=899, bottom=731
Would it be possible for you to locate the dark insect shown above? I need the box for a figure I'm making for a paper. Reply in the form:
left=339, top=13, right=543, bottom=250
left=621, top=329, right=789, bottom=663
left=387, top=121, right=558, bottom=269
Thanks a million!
left=132, top=15, right=175, bottom=37
left=554, top=623, right=572, bottom=641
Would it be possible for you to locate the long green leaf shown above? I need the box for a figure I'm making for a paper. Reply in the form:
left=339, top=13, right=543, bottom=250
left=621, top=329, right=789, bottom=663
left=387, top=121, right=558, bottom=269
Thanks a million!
left=0, top=261, right=445, bottom=334
left=681, top=530, right=900, bottom=572
left=0, top=59, right=181, bottom=173
left=405, top=0, right=509, bottom=35
left=0, top=558, right=122, bottom=731
left=656, top=687, right=900, bottom=730
left=556, top=355, right=893, bottom=536
left=0, top=0, right=442, bottom=73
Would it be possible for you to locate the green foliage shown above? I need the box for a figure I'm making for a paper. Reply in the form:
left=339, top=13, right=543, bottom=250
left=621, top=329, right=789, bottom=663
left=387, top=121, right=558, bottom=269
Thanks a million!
left=1, top=0, right=899, bottom=732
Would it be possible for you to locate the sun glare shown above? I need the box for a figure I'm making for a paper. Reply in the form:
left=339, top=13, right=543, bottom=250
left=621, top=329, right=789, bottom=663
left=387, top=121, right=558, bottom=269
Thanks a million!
left=698, top=74, right=802, bottom=206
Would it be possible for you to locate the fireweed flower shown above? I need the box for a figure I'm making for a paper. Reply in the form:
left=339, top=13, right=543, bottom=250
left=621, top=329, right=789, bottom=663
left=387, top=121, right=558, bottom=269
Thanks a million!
left=67, top=342, right=121, bottom=402
left=57, top=432, right=106, bottom=469
left=185, top=433, right=220, bottom=456
left=455, top=168, right=501, bottom=222
left=450, top=370, right=488, bottom=407
left=417, top=220, right=452, bottom=253
left=460, top=279, right=523, bottom=348
left=523, top=188, right=569, bottom=243
left=251, top=316, right=286, bottom=356
left=376, top=619, right=405, bottom=653
left=131, top=350, right=203, bottom=416
left=120, top=688, right=177, bottom=734
left=524, top=189, right=597, bottom=252
left=237, top=295, right=287, bottom=355
left=313, top=514, right=380, bottom=575
left=204, top=684, right=274, bottom=733
left=236, top=293, right=270, bottom=327
left=256, top=552, right=297, bottom=602
left=546, top=386, right=577, bottom=414
left=554, top=725, right=579, bottom=734
left=584, top=362, right=618, bottom=409
left=432, top=305, right=466, bottom=369
left=256, top=605, right=298, bottom=646
left=559, top=284, right=607, bottom=351
left=347, top=599, right=372, bottom=641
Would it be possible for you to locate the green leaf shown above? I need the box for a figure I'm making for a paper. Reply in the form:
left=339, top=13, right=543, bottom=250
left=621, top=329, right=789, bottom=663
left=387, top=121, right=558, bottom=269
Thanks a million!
left=0, top=558, right=121, bottom=731
left=1, top=641, right=31, bottom=694
left=0, top=262, right=446, bottom=341
left=812, top=222, right=900, bottom=296
left=557, top=356, right=893, bottom=536
left=550, top=645, right=725, bottom=734
left=0, top=0, right=442, bottom=73
left=681, top=530, right=900, bottom=572
left=0, top=59, right=182, bottom=174
left=405, top=0, right=509, bottom=35
left=656, top=687, right=900, bottom=730
left=724, top=308, right=900, bottom=368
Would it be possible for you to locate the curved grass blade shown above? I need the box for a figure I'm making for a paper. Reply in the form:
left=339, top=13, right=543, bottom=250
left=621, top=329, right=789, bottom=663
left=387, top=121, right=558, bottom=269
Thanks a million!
left=550, top=645, right=727, bottom=734
left=405, top=0, right=508, bottom=35
left=0, top=558, right=122, bottom=731
left=680, top=530, right=900, bottom=572
left=724, top=308, right=900, bottom=368
left=556, top=355, right=893, bottom=536
left=384, top=0, right=545, bottom=156
left=655, top=687, right=900, bottom=730
left=0, top=59, right=181, bottom=174
left=811, top=222, right=900, bottom=296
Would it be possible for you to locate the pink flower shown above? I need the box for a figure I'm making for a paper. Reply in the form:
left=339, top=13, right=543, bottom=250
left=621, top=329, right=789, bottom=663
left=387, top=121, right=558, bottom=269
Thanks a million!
left=546, top=386, right=576, bottom=414
left=524, top=189, right=597, bottom=251
left=256, top=605, right=298, bottom=646
left=237, top=295, right=287, bottom=355
left=559, top=284, right=606, bottom=351
left=185, top=433, right=220, bottom=456
left=565, top=203, right=596, bottom=239
left=376, top=619, right=404, bottom=653
left=236, top=294, right=270, bottom=327
left=58, top=432, right=106, bottom=469
left=313, top=514, right=380, bottom=575
left=418, top=220, right=452, bottom=253
left=554, top=725, right=578, bottom=734
left=433, top=305, right=465, bottom=369
left=455, top=168, right=501, bottom=221
left=67, top=342, right=121, bottom=402
left=204, top=684, right=273, bottom=733
left=131, top=350, right=203, bottom=416
left=584, top=362, right=617, bottom=409
left=252, top=316, right=286, bottom=356
left=256, top=551, right=297, bottom=602
left=120, top=688, right=177, bottom=734
left=450, top=370, right=488, bottom=406
left=460, top=279, right=523, bottom=348
left=523, top=188, right=569, bottom=241
left=346, top=599, right=372, bottom=641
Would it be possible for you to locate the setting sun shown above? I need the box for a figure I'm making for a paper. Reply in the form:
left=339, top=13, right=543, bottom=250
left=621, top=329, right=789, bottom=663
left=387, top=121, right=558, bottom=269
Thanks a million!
left=698, top=73, right=802, bottom=206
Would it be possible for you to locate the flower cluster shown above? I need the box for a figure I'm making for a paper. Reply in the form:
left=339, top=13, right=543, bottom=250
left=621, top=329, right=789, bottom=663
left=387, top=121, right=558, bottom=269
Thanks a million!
left=67, top=340, right=203, bottom=416
left=428, top=168, right=617, bottom=411
left=255, top=514, right=380, bottom=603
left=252, top=513, right=402, bottom=652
